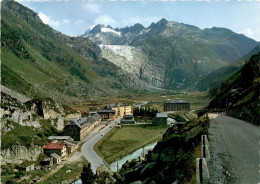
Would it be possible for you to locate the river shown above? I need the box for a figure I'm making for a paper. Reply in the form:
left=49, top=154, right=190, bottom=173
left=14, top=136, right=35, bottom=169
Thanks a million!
left=110, top=142, right=157, bottom=172
left=72, top=142, right=157, bottom=184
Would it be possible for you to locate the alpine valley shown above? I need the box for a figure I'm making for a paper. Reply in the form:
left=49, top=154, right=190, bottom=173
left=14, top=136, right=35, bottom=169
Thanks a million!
left=1, top=0, right=260, bottom=184
left=2, top=0, right=259, bottom=104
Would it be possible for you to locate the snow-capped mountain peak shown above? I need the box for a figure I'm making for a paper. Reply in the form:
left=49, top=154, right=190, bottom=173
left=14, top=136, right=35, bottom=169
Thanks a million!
left=101, top=27, right=121, bottom=36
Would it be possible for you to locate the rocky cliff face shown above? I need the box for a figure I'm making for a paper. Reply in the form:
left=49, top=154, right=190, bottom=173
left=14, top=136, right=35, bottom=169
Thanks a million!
left=1, top=86, right=81, bottom=164
left=1, top=144, right=43, bottom=165
left=1, top=87, right=80, bottom=130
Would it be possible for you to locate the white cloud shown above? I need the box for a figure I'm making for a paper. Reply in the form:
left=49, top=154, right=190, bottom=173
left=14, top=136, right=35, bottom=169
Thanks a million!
left=123, top=16, right=161, bottom=27
left=240, top=28, right=253, bottom=37
left=38, top=12, right=59, bottom=27
left=62, top=19, right=70, bottom=24
left=94, top=15, right=117, bottom=27
left=83, top=3, right=101, bottom=13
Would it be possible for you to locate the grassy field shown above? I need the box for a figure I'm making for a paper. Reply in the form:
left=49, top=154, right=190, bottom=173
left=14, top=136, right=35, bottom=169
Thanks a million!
left=42, top=161, right=86, bottom=184
left=94, top=124, right=168, bottom=163
left=70, top=91, right=209, bottom=113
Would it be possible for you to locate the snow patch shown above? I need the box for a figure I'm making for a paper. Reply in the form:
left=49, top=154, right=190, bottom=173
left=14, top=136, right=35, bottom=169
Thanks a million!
left=101, top=27, right=121, bottom=36
left=99, top=44, right=134, bottom=62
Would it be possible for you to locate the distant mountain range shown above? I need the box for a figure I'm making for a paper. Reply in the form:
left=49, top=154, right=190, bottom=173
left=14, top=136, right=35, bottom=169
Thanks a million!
left=82, top=19, right=258, bottom=89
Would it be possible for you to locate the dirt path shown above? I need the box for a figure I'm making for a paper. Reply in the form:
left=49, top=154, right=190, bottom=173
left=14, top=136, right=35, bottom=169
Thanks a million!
left=40, top=150, right=83, bottom=183
left=207, top=113, right=259, bottom=184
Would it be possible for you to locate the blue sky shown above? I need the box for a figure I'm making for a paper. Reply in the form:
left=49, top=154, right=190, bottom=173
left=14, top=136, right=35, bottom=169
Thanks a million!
left=18, top=0, right=260, bottom=41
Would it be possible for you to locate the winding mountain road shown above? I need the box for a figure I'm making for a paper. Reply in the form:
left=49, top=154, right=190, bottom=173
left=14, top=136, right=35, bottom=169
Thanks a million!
left=81, top=118, right=120, bottom=173
left=208, top=114, right=259, bottom=184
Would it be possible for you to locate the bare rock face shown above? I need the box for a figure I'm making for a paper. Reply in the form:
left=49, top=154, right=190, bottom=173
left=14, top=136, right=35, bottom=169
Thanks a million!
left=1, top=87, right=80, bottom=130
left=51, top=116, right=65, bottom=131
left=1, top=144, right=43, bottom=165
left=5, top=109, right=41, bottom=128
left=64, top=113, right=81, bottom=121
left=1, top=119, right=15, bottom=133
left=43, top=109, right=60, bottom=120
left=1, top=87, right=82, bottom=165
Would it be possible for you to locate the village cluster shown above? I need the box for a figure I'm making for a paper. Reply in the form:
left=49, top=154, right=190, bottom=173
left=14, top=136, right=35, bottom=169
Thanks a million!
left=17, top=100, right=190, bottom=181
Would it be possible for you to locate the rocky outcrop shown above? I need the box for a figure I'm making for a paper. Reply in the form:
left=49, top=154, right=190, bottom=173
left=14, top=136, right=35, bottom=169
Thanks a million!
left=1, top=88, right=81, bottom=130
left=1, top=87, right=82, bottom=165
left=1, top=143, right=43, bottom=165
left=64, top=113, right=81, bottom=121
left=95, top=165, right=116, bottom=184
left=51, top=116, right=65, bottom=131
left=1, top=119, right=15, bottom=133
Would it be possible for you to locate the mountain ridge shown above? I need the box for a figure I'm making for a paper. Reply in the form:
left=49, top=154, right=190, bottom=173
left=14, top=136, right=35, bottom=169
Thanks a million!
left=83, top=18, right=258, bottom=90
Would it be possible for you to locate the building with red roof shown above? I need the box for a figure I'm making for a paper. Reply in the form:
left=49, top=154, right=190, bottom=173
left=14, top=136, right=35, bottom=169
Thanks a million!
left=43, top=143, right=67, bottom=160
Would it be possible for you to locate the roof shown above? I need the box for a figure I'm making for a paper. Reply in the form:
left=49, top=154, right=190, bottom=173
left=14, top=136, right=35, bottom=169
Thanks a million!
left=97, top=109, right=116, bottom=114
left=43, top=143, right=65, bottom=150
left=124, top=114, right=134, bottom=118
left=64, top=140, right=77, bottom=146
left=50, top=153, right=61, bottom=159
left=87, top=114, right=101, bottom=125
left=156, top=113, right=168, bottom=118
left=66, top=114, right=101, bottom=129
left=47, top=136, right=71, bottom=140
left=167, top=118, right=177, bottom=124
left=164, top=100, right=190, bottom=104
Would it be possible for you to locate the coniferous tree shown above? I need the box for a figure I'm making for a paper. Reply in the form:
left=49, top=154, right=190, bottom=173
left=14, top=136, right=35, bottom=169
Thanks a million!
left=81, top=163, right=95, bottom=184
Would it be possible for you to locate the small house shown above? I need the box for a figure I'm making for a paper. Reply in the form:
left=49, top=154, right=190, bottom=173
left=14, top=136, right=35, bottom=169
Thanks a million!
left=43, top=143, right=67, bottom=160
left=121, top=114, right=136, bottom=124
left=51, top=153, right=61, bottom=164
left=152, top=113, right=168, bottom=125
left=64, top=140, right=78, bottom=154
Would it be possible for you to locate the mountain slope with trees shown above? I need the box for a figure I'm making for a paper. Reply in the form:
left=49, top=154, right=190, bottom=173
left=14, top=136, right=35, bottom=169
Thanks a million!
left=1, top=0, right=146, bottom=103
left=196, top=44, right=260, bottom=91
left=207, top=52, right=260, bottom=125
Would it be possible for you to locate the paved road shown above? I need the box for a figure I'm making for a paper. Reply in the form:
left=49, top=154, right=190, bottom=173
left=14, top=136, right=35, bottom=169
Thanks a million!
left=81, top=118, right=120, bottom=173
left=208, top=114, right=259, bottom=184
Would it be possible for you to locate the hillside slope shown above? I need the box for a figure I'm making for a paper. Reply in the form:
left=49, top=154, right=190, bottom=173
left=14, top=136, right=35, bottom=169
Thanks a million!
left=196, top=44, right=260, bottom=91
left=207, top=52, right=259, bottom=125
left=1, top=0, right=146, bottom=103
